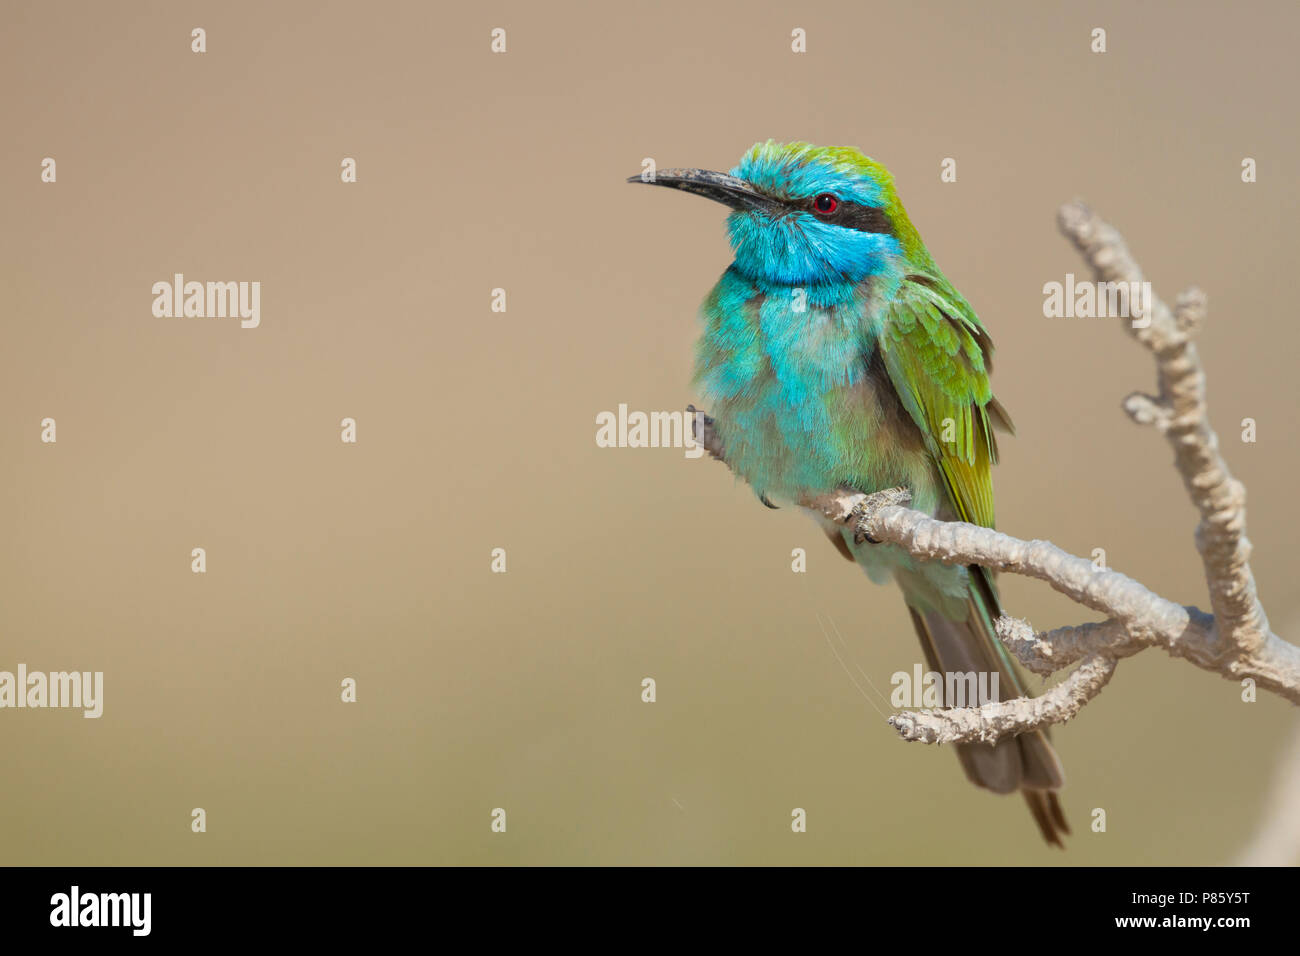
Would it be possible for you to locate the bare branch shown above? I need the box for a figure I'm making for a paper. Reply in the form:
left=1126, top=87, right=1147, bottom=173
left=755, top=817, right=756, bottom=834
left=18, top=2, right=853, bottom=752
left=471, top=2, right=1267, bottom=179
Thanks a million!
left=1057, top=202, right=1271, bottom=652
left=995, top=617, right=1140, bottom=677
left=805, top=487, right=1299, bottom=709
left=887, top=653, right=1118, bottom=745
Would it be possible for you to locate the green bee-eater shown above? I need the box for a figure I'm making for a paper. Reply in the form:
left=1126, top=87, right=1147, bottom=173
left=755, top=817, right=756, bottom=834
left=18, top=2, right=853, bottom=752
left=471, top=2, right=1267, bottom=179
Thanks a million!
left=630, top=141, right=1067, bottom=845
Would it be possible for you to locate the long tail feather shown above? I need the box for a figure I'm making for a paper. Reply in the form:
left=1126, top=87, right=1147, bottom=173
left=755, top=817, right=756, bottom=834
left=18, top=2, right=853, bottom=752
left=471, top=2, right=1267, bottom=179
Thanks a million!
left=904, top=565, right=1068, bottom=847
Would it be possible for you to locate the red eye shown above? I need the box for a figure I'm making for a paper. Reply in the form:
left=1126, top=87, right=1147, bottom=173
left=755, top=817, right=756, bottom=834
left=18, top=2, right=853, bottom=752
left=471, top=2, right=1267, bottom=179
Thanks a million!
left=813, top=193, right=839, bottom=214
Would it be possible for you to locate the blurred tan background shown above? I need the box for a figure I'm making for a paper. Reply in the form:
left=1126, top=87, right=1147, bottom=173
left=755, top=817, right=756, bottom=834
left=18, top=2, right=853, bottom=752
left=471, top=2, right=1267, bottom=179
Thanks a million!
left=2, top=0, right=1297, bottom=865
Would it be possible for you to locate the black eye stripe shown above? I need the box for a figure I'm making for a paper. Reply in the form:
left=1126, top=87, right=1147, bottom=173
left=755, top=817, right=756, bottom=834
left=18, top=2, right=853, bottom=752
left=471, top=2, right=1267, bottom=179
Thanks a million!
left=804, top=196, right=894, bottom=236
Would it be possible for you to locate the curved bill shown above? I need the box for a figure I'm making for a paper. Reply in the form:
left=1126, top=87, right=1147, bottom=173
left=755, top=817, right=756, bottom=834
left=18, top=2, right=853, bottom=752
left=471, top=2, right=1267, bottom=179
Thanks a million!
left=626, top=168, right=781, bottom=215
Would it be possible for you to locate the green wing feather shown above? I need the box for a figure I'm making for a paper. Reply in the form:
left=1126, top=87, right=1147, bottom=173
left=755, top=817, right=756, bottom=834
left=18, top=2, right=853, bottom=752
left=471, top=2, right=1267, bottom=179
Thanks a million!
left=878, top=274, right=1066, bottom=835
left=878, top=273, right=1011, bottom=529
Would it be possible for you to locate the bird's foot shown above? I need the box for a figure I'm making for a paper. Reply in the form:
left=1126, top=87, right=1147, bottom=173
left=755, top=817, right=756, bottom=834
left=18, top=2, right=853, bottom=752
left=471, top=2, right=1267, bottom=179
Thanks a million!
left=686, top=404, right=726, bottom=462
left=849, top=486, right=913, bottom=544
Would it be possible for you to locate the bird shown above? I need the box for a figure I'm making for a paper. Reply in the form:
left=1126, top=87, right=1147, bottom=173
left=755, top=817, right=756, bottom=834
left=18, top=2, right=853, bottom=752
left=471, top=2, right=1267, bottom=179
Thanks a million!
left=629, top=141, right=1068, bottom=846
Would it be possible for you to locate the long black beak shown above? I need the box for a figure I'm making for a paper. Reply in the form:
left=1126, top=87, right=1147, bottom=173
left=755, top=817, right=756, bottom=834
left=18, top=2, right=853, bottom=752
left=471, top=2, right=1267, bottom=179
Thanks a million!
left=626, top=167, right=781, bottom=215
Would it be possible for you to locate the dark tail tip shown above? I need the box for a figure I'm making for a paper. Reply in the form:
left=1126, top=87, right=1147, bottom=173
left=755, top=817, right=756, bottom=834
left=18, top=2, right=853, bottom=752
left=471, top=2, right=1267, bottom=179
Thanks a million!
left=1023, top=791, right=1069, bottom=848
